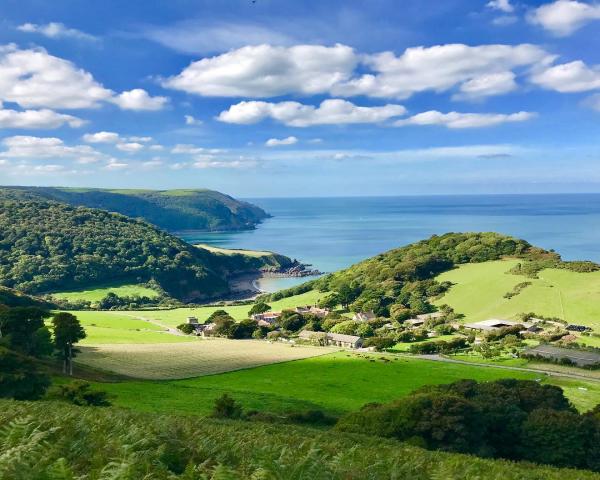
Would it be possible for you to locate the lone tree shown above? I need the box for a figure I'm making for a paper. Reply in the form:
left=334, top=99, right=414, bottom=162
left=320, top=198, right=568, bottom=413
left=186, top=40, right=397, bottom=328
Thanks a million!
left=52, top=312, right=86, bottom=375
left=248, top=302, right=271, bottom=317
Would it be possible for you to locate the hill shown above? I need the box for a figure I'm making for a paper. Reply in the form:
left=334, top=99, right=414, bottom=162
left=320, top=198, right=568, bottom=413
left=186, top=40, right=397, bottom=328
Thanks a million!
left=0, top=196, right=231, bottom=301
left=2, top=400, right=598, bottom=479
left=0, top=186, right=269, bottom=231
left=270, top=232, right=598, bottom=318
left=0, top=287, right=55, bottom=309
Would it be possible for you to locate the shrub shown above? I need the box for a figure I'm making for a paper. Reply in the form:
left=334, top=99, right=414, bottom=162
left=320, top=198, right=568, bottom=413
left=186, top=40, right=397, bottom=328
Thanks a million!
left=56, top=381, right=111, bottom=406
left=177, top=323, right=195, bottom=335
left=363, top=337, right=396, bottom=351
left=212, top=394, right=242, bottom=419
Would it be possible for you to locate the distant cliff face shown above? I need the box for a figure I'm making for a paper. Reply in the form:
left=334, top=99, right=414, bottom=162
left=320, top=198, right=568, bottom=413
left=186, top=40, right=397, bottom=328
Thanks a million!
left=0, top=187, right=270, bottom=232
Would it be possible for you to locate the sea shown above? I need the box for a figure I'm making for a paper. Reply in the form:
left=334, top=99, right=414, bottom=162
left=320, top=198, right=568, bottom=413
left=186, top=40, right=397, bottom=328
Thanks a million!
left=178, top=194, right=600, bottom=293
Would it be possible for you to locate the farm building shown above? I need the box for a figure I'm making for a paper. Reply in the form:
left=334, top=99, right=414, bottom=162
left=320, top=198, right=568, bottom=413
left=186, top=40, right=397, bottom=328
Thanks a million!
left=464, top=319, right=531, bottom=332
left=187, top=316, right=199, bottom=325
left=404, top=318, right=426, bottom=328
left=523, top=345, right=600, bottom=367
left=566, top=324, right=591, bottom=332
left=416, top=312, right=444, bottom=321
left=353, top=311, right=376, bottom=322
left=251, top=312, right=282, bottom=324
left=298, top=330, right=363, bottom=349
left=294, top=306, right=331, bottom=317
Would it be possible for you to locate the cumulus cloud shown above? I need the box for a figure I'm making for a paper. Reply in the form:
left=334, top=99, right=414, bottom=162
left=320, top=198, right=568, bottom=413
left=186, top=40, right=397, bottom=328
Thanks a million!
left=0, top=104, right=85, bottom=129
left=82, top=131, right=121, bottom=143
left=193, top=157, right=259, bottom=169
left=171, top=144, right=223, bottom=155
left=0, top=135, right=103, bottom=163
left=184, top=114, right=202, bottom=125
left=218, top=99, right=407, bottom=126
left=104, top=159, right=129, bottom=170
left=265, top=136, right=298, bottom=147
left=531, top=60, right=600, bottom=92
left=110, top=89, right=168, bottom=111
left=116, top=142, right=145, bottom=153
left=164, top=42, right=551, bottom=101
left=17, top=22, right=97, bottom=41
left=487, top=0, right=514, bottom=13
left=528, top=0, right=600, bottom=36
left=0, top=45, right=167, bottom=111
left=333, top=44, right=551, bottom=99
left=163, top=44, right=357, bottom=97
left=394, top=110, right=536, bottom=129
left=454, top=72, right=517, bottom=100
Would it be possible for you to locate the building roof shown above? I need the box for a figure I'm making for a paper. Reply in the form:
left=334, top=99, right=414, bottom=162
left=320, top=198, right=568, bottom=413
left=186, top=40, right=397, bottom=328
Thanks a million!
left=298, top=330, right=326, bottom=339
left=327, top=332, right=362, bottom=344
left=353, top=311, right=376, bottom=321
left=416, top=312, right=444, bottom=320
left=524, top=345, right=600, bottom=367
left=405, top=318, right=425, bottom=325
left=464, top=319, right=530, bottom=331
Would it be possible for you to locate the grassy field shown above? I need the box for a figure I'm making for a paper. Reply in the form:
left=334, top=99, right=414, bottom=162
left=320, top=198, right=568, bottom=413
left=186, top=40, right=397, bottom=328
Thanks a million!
left=390, top=334, right=460, bottom=352
left=67, top=311, right=194, bottom=345
left=126, top=289, right=324, bottom=327
left=434, top=260, right=600, bottom=329
left=52, top=282, right=160, bottom=302
left=75, top=339, right=329, bottom=379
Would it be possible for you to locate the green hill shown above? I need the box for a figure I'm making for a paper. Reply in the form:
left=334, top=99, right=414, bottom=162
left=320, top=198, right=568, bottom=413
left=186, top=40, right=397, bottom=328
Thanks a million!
left=0, top=186, right=269, bottom=231
left=0, top=197, right=232, bottom=301
left=2, top=400, right=598, bottom=479
left=0, top=287, right=55, bottom=309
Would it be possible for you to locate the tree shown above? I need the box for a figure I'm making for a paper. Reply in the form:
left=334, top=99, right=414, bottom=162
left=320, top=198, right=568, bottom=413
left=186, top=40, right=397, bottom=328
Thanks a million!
left=248, top=302, right=271, bottom=317
left=212, top=393, right=242, bottom=419
left=52, top=312, right=86, bottom=376
left=336, top=282, right=360, bottom=309
left=277, top=311, right=306, bottom=332
left=211, top=313, right=236, bottom=337
left=0, top=307, right=52, bottom=357
left=330, top=320, right=360, bottom=335
left=0, top=347, right=50, bottom=400
left=230, top=319, right=258, bottom=339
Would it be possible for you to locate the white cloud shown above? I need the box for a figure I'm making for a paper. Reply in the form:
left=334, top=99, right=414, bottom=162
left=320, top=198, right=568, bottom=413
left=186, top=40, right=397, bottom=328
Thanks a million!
left=531, top=60, right=600, bottom=92
left=333, top=44, right=551, bottom=99
left=110, top=89, right=168, bottom=111
left=528, top=0, right=600, bottom=36
left=394, top=110, right=536, bottom=129
left=454, top=72, right=517, bottom=100
left=193, top=157, right=258, bottom=169
left=171, top=144, right=223, bottom=155
left=265, top=136, right=298, bottom=147
left=116, top=142, right=144, bottom=153
left=0, top=105, right=85, bottom=129
left=82, top=131, right=121, bottom=143
left=149, top=144, right=164, bottom=151
left=184, top=114, right=202, bottom=125
left=0, top=135, right=103, bottom=163
left=17, top=22, right=97, bottom=41
left=128, top=136, right=153, bottom=142
left=104, top=159, right=129, bottom=170
left=218, top=99, right=407, bottom=126
left=163, top=44, right=357, bottom=97
left=487, top=0, right=514, bottom=13
left=0, top=44, right=112, bottom=109
left=583, top=93, right=600, bottom=111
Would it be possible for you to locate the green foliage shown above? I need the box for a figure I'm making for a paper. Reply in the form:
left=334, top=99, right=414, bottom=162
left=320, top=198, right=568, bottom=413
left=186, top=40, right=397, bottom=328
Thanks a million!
left=0, top=186, right=269, bottom=231
left=56, top=381, right=111, bottom=407
left=277, top=310, right=306, bottom=332
left=0, top=287, right=55, bottom=309
left=1, top=399, right=598, bottom=479
left=212, top=394, right=243, bottom=419
left=177, top=323, right=195, bottom=335
left=248, top=302, right=271, bottom=317
left=0, top=197, right=230, bottom=300
left=330, top=320, right=361, bottom=335
left=409, top=337, right=468, bottom=354
left=0, top=347, right=50, bottom=400
left=363, top=336, right=396, bottom=351
left=0, top=307, right=52, bottom=357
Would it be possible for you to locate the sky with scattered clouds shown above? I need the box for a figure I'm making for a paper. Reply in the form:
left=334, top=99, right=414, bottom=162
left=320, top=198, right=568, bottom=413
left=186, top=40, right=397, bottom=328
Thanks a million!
left=0, top=0, right=599, bottom=196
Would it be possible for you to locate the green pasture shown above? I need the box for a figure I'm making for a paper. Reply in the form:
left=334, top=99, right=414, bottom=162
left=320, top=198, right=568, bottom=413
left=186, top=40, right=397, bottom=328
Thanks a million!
left=434, top=260, right=600, bottom=330
left=52, top=283, right=160, bottom=302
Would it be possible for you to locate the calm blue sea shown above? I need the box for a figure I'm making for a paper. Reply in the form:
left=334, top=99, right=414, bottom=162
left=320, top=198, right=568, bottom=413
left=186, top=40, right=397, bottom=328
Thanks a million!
left=178, top=194, right=600, bottom=292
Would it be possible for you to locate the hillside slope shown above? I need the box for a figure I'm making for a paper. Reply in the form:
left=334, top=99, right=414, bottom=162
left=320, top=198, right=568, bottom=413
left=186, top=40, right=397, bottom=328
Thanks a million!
left=0, top=197, right=230, bottom=301
left=0, top=287, right=55, bottom=309
left=2, top=400, right=598, bottom=479
left=0, top=186, right=269, bottom=231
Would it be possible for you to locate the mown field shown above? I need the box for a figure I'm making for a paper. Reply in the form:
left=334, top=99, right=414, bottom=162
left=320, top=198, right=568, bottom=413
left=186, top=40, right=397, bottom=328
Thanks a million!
left=5, top=400, right=598, bottom=480
left=51, top=282, right=160, bottom=302
left=434, top=259, right=600, bottom=329
left=75, top=339, right=329, bottom=379
left=83, top=351, right=598, bottom=416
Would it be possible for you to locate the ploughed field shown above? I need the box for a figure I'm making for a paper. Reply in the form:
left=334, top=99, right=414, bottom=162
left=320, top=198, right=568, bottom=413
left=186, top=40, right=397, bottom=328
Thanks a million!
left=434, top=259, right=600, bottom=329
left=75, top=340, right=328, bottom=379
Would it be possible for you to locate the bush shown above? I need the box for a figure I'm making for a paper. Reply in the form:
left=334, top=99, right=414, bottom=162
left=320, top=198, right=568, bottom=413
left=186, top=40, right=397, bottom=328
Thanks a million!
left=211, top=394, right=242, bottom=419
left=176, top=323, right=195, bottom=335
left=286, top=409, right=337, bottom=426
left=363, top=337, right=396, bottom=351
left=0, top=347, right=50, bottom=400
left=56, top=381, right=110, bottom=406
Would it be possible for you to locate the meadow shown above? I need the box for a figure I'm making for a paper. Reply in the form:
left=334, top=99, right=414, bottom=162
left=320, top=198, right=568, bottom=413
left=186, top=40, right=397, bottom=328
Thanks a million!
left=75, top=339, right=328, bottom=379
left=434, top=259, right=600, bottom=329
left=82, top=351, right=597, bottom=416
left=51, top=282, right=159, bottom=302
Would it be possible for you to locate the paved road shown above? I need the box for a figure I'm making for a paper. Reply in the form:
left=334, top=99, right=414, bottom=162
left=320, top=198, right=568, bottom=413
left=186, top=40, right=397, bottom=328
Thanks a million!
left=416, top=354, right=600, bottom=383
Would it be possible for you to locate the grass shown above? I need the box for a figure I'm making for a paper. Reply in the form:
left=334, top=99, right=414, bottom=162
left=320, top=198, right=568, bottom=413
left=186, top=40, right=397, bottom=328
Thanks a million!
left=52, top=282, right=159, bottom=302
left=390, top=334, right=460, bottom=352
left=64, top=311, right=194, bottom=345
left=434, top=259, right=600, bottom=330
left=126, top=289, right=324, bottom=327
left=75, top=339, right=329, bottom=379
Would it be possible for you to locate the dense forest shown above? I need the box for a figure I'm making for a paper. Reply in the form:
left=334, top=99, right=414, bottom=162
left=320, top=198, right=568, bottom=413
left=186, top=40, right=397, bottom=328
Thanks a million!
left=0, top=186, right=269, bottom=231
left=266, top=232, right=598, bottom=318
left=0, top=197, right=232, bottom=300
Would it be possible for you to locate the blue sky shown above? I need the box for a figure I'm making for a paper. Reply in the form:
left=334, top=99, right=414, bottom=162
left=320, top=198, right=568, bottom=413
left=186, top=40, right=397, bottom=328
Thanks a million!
left=0, top=0, right=599, bottom=196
